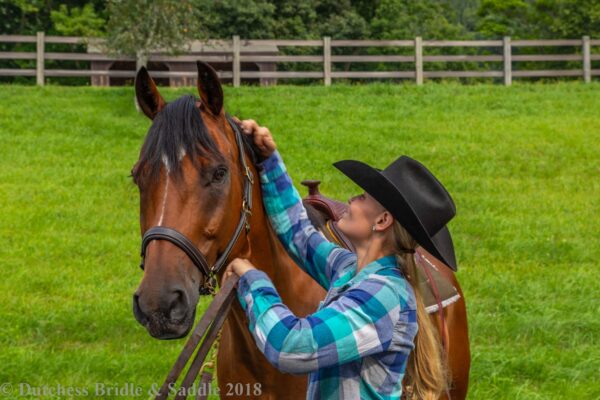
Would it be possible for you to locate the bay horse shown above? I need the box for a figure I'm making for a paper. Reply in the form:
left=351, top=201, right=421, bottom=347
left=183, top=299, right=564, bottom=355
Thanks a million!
left=130, top=61, right=470, bottom=399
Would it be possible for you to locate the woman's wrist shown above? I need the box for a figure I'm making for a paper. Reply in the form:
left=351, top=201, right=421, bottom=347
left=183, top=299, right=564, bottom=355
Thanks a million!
left=257, top=149, right=286, bottom=185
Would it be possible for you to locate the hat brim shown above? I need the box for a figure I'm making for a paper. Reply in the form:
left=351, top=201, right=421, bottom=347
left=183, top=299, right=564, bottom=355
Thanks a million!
left=333, top=159, right=458, bottom=271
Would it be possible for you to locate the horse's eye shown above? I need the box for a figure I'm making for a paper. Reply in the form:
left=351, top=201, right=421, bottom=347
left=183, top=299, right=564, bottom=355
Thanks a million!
left=130, top=162, right=141, bottom=186
left=129, top=168, right=138, bottom=185
left=212, top=167, right=228, bottom=183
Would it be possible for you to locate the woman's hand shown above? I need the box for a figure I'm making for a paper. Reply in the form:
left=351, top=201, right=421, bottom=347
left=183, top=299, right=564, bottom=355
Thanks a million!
left=232, top=117, right=277, bottom=158
left=221, top=258, right=257, bottom=287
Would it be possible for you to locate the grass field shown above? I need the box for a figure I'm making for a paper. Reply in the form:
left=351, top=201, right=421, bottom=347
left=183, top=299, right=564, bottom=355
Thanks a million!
left=0, top=82, right=599, bottom=399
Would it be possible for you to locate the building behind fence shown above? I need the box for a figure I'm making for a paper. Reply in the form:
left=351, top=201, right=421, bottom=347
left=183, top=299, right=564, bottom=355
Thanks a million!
left=0, top=33, right=598, bottom=86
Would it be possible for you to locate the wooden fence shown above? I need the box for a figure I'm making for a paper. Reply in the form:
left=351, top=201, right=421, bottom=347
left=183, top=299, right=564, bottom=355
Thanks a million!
left=1, top=33, right=599, bottom=86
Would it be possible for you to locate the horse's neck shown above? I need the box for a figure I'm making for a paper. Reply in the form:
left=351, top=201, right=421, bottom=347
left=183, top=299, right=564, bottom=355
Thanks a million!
left=230, top=164, right=325, bottom=312
left=217, top=165, right=325, bottom=384
left=244, top=182, right=300, bottom=291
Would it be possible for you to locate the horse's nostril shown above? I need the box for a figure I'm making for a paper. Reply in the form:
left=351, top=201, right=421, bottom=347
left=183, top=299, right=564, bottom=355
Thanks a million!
left=169, top=290, right=189, bottom=322
left=133, top=293, right=147, bottom=323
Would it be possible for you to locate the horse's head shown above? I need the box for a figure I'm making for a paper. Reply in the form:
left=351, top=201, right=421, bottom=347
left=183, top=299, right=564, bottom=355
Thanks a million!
left=131, top=62, right=256, bottom=339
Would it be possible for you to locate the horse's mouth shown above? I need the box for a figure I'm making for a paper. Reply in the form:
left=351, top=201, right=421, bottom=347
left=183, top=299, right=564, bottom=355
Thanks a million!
left=141, top=307, right=196, bottom=340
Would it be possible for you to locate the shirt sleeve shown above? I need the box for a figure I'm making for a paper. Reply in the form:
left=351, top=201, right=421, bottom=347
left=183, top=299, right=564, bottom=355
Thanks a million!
left=236, top=268, right=412, bottom=375
left=256, top=149, right=355, bottom=290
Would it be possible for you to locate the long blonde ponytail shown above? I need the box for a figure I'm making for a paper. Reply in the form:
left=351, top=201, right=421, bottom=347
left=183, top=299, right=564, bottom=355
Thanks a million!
left=391, top=220, right=449, bottom=399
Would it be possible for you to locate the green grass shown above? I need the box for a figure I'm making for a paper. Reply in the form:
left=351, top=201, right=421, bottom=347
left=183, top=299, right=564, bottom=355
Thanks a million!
left=0, top=82, right=599, bottom=399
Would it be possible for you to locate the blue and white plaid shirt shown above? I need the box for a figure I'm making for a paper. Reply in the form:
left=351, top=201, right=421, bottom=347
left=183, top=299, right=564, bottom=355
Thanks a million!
left=236, top=149, right=418, bottom=399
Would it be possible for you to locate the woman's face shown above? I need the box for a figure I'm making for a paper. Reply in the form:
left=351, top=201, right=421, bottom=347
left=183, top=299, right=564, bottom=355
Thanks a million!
left=337, top=191, right=386, bottom=242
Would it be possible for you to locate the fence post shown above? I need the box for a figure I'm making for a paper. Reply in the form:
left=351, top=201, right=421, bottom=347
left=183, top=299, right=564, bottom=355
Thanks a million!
left=583, top=36, right=591, bottom=83
left=415, top=37, right=423, bottom=85
left=323, top=36, right=331, bottom=86
left=36, top=31, right=45, bottom=86
left=503, top=36, right=512, bottom=86
left=232, top=35, right=240, bottom=87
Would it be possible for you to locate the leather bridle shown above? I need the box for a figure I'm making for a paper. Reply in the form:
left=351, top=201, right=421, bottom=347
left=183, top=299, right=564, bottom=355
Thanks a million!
left=139, top=114, right=254, bottom=295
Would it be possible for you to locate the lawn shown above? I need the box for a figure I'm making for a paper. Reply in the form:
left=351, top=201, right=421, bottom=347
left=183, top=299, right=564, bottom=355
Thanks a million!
left=0, top=82, right=598, bottom=399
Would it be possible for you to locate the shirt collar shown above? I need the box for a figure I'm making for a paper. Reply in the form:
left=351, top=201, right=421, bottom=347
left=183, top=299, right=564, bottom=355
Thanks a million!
left=346, top=253, right=398, bottom=286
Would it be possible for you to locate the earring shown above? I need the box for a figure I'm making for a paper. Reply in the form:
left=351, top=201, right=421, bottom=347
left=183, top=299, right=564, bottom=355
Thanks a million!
left=372, top=225, right=376, bottom=232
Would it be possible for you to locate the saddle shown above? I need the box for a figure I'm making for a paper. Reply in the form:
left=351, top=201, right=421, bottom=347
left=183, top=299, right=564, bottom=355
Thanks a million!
left=300, top=180, right=461, bottom=315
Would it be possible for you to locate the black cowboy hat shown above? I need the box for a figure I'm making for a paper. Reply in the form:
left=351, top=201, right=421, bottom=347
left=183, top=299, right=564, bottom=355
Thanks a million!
left=333, top=156, right=458, bottom=271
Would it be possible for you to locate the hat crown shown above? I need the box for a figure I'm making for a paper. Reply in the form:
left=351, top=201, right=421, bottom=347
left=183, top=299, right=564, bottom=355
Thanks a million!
left=381, top=156, right=455, bottom=236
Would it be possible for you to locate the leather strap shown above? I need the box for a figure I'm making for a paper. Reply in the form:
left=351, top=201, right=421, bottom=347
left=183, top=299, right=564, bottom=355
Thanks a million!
left=174, top=287, right=237, bottom=400
left=154, top=275, right=239, bottom=400
left=141, top=226, right=211, bottom=277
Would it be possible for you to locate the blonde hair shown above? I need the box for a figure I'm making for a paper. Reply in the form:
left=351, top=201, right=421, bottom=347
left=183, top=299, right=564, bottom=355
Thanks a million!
left=390, top=220, right=449, bottom=399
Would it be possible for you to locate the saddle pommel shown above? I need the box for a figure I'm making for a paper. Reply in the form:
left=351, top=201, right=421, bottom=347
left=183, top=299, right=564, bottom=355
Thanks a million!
left=301, top=180, right=322, bottom=196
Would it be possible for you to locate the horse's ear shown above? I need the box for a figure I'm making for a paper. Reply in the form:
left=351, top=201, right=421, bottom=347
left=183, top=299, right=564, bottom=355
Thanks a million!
left=196, top=61, right=223, bottom=116
left=135, top=66, right=166, bottom=120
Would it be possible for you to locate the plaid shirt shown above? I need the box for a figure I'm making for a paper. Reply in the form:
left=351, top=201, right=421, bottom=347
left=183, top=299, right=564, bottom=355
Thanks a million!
left=236, top=149, right=418, bottom=399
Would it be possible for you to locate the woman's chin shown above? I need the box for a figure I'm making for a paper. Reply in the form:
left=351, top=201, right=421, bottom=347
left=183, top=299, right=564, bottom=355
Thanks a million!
left=337, top=218, right=352, bottom=237
left=337, top=219, right=369, bottom=243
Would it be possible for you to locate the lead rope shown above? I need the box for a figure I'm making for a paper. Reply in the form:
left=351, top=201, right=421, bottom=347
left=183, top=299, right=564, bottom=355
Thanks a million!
left=195, top=284, right=223, bottom=400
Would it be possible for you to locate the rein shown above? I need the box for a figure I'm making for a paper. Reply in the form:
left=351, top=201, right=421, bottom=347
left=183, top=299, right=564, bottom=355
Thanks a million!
left=139, top=114, right=254, bottom=295
left=154, top=275, right=240, bottom=400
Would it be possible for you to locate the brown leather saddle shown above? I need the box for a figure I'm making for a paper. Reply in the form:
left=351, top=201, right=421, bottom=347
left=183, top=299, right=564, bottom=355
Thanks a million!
left=300, top=180, right=461, bottom=316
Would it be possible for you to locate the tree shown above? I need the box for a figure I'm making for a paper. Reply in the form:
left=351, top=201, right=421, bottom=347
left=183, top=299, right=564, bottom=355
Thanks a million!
left=476, top=0, right=533, bottom=38
left=534, top=0, right=600, bottom=38
left=315, top=0, right=369, bottom=39
left=193, top=0, right=275, bottom=39
left=50, top=3, right=105, bottom=37
left=105, top=0, right=204, bottom=70
left=371, top=0, right=465, bottom=40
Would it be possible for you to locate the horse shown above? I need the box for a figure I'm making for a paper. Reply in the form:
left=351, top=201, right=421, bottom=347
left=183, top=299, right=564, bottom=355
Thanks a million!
left=130, top=61, right=470, bottom=399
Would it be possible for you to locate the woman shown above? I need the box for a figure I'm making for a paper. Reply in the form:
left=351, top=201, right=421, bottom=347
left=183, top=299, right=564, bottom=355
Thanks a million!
left=222, top=119, right=455, bottom=399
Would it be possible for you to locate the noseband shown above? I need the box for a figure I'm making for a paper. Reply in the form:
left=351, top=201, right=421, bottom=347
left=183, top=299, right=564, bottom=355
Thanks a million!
left=139, top=114, right=254, bottom=295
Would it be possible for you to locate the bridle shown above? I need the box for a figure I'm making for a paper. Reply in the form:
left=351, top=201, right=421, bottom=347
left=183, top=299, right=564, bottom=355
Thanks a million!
left=138, top=114, right=254, bottom=295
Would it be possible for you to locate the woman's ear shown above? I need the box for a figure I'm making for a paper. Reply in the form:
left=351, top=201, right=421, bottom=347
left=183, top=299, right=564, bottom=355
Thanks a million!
left=374, top=211, right=394, bottom=231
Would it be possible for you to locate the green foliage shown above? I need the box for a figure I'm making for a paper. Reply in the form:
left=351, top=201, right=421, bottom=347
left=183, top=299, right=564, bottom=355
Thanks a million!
left=191, top=0, right=369, bottom=40
left=477, top=0, right=600, bottom=39
left=105, top=0, right=204, bottom=64
left=447, top=0, right=481, bottom=31
left=270, top=0, right=320, bottom=38
left=477, top=0, right=531, bottom=38
left=193, top=0, right=276, bottom=39
left=2, top=0, right=600, bottom=41
left=0, top=0, right=50, bottom=34
left=315, top=0, right=369, bottom=39
left=50, top=3, right=105, bottom=37
left=535, top=0, right=600, bottom=38
left=371, top=0, right=465, bottom=39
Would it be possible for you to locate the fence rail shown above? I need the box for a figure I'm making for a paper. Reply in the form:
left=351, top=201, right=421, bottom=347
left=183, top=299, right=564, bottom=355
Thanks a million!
left=1, top=33, right=598, bottom=86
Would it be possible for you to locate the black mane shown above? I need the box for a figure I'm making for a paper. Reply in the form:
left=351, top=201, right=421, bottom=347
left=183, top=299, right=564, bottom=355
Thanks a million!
left=133, top=94, right=258, bottom=183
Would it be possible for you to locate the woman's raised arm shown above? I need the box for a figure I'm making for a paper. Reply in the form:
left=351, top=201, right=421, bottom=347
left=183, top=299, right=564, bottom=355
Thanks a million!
left=237, top=118, right=355, bottom=290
